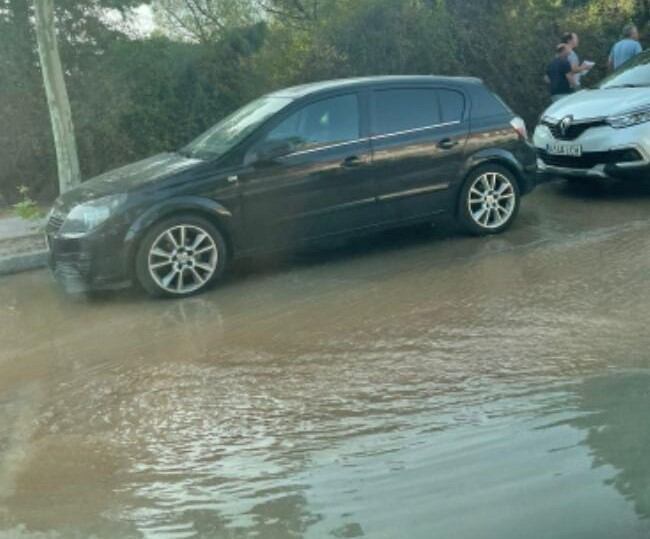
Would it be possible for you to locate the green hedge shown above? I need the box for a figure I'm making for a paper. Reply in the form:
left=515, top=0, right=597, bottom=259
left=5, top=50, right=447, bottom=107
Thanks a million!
left=0, top=0, right=645, bottom=203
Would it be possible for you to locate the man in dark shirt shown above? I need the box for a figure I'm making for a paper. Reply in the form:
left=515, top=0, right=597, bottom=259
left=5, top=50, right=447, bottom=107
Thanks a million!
left=547, top=44, right=575, bottom=102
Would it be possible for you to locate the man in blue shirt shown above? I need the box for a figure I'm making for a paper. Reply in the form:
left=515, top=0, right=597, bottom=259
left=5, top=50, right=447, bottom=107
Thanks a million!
left=609, top=24, right=642, bottom=70
left=547, top=44, right=575, bottom=102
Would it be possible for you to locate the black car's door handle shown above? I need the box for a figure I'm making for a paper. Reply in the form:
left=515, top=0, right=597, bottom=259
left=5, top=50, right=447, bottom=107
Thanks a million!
left=341, top=155, right=364, bottom=168
left=438, top=138, right=459, bottom=150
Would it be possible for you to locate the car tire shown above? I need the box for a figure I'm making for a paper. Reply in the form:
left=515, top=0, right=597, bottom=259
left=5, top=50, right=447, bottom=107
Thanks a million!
left=457, top=165, right=520, bottom=235
left=135, top=214, right=228, bottom=298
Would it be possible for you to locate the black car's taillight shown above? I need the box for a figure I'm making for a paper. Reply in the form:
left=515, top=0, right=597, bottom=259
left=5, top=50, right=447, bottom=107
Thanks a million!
left=510, top=116, right=528, bottom=141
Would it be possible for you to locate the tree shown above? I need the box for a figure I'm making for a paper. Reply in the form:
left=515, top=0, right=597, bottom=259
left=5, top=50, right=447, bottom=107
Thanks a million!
left=259, top=0, right=323, bottom=25
left=3, top=0, right=649, bottom=205
left=152, top=0, right=259, bottom=42
left=33, top=0, right=81, bottom=193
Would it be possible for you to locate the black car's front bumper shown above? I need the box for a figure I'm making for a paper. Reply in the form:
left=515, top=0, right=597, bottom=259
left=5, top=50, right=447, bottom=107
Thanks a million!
left=47, top=230, right=131, bottom=293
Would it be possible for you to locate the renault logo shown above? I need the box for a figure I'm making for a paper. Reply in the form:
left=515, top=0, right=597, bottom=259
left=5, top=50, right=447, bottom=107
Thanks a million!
left=559, top=115, right=574, bottom=136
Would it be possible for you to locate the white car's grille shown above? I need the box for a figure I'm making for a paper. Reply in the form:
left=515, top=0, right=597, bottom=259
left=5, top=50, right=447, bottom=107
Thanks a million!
left=542, top=119, right=607, bottom=141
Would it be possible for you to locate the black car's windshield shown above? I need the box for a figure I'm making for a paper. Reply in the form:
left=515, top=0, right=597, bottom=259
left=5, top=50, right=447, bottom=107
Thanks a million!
left=182, top=96, right=293, bottom=159
left=600, top=51, right=650, bottom=89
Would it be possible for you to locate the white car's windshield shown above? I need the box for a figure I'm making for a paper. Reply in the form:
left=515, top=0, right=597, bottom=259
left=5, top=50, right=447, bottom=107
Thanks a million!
left=600, top=51, right=650, bottom=89
left=182, top=96, right=293, bottom=159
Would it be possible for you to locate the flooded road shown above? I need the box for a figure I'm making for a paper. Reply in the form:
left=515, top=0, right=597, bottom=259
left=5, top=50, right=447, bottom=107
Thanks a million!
left=1, top=181, right=650, bottom=538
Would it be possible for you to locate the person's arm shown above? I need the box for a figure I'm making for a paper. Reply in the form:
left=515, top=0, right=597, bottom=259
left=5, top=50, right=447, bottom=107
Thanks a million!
left=569, top=54, right=589, bottom=73
left=570, top=63, right=590, bottom=74
left=562, top=60, right=577, bottom=88
left=566, top=72, right=577, bottom=88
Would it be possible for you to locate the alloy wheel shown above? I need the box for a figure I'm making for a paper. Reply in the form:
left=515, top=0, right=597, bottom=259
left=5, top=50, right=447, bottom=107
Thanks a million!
left=467, top=172, right=516, bottom=229
left=147, top=224, right=219, bottom=295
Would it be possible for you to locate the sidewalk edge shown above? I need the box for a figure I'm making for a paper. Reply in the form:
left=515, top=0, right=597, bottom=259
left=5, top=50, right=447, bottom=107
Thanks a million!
left=0, top=250, right=48, bottom=276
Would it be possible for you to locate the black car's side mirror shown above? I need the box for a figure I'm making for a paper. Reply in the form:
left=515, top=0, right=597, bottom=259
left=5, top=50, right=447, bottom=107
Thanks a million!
left=251, top=139, right=294, bottom=166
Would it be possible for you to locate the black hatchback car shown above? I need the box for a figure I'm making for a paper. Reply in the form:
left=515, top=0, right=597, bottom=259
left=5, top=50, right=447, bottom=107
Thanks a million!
left=47, top=76, right=537, bottom=297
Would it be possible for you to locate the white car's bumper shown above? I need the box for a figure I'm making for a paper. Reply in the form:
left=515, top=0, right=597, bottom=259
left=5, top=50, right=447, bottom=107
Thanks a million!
left=533, top=120, right=650, bottom=180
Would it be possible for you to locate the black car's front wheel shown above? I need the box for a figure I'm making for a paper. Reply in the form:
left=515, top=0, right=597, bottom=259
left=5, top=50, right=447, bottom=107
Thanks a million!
left=135, top=214, right=228, bottom=298
left=458, top=165, right=520, bottom=235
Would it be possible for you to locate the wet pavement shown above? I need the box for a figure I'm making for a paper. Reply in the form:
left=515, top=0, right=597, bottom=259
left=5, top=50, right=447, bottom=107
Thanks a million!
left=1, top=180, right=650, bottom=538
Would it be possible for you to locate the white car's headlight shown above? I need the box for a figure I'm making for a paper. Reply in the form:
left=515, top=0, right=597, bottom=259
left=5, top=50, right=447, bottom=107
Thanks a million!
left=607, top=108, right=650, bottom=129
left=59, top=193, right=127, bottom=238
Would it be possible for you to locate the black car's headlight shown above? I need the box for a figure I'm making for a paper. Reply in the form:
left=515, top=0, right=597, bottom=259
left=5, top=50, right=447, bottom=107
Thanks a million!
left=607, top=108, right=650, bottom=129
left=59, top=193, right=127, bottom=238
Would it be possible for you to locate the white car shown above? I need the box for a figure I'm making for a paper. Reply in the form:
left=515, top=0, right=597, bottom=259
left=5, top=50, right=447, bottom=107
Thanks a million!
left=534, top=51, right=650, bottom=182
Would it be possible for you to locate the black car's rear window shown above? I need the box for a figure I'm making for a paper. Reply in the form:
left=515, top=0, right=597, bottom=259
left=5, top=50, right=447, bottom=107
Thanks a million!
left=439, top=89, right=465, bottom=123
left=372, top=88, right=441, bottom=135
left=470, top=85, right=513, bottom=120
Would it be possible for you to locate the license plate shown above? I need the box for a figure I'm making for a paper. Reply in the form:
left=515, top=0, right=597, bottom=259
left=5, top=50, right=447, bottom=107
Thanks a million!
left=546, top=143, right=582, bottom=157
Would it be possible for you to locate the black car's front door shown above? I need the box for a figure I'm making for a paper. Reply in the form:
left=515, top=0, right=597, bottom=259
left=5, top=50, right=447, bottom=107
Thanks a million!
left=239, top=93, right=377, bottom=250
left=369, top=87, right=469, bottom=224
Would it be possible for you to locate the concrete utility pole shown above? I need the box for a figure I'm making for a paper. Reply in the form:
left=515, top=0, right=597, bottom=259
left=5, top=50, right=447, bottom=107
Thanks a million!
left=33, top=0, right=81, bottom=193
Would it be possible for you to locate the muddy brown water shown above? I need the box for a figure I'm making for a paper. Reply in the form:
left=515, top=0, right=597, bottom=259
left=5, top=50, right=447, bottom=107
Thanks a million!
left=1, top=181, right=650, bottom=538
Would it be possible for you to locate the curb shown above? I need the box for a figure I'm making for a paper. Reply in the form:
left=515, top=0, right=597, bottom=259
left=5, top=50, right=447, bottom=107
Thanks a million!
left=0, top=250, right=48, bottom=276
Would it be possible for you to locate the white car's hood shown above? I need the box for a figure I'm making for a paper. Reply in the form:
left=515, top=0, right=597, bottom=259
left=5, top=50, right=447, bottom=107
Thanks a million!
left=544, top=88, right=650, bottom=121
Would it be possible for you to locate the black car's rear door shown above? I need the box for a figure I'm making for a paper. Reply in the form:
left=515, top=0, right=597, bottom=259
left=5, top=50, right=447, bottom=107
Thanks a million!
left=239, top=93, right=377, bottom=250
left=369, top=87, right=469, bottom=223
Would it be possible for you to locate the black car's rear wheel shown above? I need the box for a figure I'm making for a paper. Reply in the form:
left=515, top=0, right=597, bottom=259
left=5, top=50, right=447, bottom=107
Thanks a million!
left=458, top=165, right=520, bottom=235
left=135, top=215, right=228, bottom=297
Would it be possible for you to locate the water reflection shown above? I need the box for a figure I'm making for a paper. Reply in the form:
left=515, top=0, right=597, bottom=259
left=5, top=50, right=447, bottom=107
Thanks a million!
left=562, top=371, right=650, bottom=520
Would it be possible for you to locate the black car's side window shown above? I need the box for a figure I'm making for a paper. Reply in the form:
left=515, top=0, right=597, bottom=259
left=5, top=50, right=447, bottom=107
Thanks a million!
left=372, top=88, right=441, bottom=136
left=438, top=89, right=465, bottom=123
left=265, top=94, right=360, bottom=152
